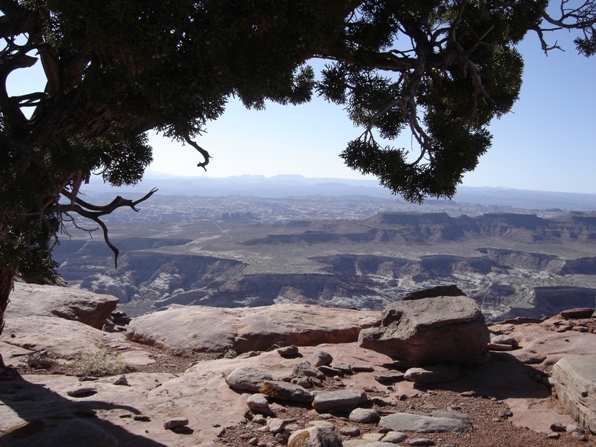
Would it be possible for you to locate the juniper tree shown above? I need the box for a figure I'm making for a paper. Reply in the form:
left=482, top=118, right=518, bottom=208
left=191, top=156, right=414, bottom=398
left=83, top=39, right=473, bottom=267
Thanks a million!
left=0, top=0, right=593, bottom=350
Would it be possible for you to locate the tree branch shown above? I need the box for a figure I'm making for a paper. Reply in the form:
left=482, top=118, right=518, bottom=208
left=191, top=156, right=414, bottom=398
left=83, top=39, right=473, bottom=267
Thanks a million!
left=60, top=187, right=158, bottom=267
left=183, top=134, right=212, bottom=170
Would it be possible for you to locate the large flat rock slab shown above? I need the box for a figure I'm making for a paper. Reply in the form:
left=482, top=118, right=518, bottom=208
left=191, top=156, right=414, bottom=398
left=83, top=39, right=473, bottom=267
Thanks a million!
left=379, top=412, right=468, bottom=433
left=551, top=355, right=596, bottom=434
left=126, top=304, right=378, bottom=353
left=7, top=282, right=118, bottom=329
left=3, top=316, right=114, bottom=359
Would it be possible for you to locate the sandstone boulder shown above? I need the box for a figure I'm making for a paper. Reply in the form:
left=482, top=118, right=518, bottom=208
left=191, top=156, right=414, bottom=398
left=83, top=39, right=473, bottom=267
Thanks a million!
left=551, top=355, right=596, bottom=434
left=8, top=282, right=118, bottom=329
left=358, top=295, right=489, bottom=366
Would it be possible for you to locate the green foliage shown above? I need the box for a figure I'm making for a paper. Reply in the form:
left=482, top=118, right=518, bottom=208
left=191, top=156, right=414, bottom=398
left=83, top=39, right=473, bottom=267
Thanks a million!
left=0, top=0, right=594, bottom=287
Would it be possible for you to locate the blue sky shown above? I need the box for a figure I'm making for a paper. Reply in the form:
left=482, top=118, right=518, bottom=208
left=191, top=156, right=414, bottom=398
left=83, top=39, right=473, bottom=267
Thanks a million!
left=7, top=28, right=595, bottom=195
left=149, top=32, right=596, bottom=194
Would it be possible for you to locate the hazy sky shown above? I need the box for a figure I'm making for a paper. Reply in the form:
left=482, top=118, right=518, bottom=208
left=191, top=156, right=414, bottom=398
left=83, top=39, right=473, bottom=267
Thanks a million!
left=7, top=27, right=595, bottom=195
left=148, top=32, right=596, bottom=195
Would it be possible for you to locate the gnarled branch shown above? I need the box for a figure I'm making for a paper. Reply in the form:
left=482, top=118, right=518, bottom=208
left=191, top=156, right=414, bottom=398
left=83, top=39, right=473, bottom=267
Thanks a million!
left=60, top=187, right=158, bottom=267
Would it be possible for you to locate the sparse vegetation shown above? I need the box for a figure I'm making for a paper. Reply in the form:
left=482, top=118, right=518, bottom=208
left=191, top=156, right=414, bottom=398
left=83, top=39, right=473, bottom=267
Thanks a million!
left=22, top=351, right=55, bottom=370
left=74, top=349, right=131, bottom=377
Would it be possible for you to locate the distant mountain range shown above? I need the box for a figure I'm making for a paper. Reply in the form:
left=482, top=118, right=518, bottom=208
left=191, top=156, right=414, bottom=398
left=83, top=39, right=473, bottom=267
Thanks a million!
left=83, top=172, right=596, bottom=211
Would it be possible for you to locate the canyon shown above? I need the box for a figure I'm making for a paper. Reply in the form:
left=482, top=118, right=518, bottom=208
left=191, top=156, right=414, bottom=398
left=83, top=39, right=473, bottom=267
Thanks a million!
left=54, top=190, right=596, bottom=321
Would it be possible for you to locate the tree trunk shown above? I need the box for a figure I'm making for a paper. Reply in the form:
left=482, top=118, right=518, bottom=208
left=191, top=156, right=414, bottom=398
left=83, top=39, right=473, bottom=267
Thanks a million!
left=0, top=268, right=15, bottom=367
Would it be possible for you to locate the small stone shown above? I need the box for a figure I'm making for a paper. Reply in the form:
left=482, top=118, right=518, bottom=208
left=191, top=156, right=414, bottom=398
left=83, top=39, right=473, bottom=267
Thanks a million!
left=382, top=431, right=408, bottom=443
left=318, top=365, right=344, bottom=376
left=66, top=386, right=97, bottom=397
left=487, top=343, right=514, bottom=351
left=248, top=437, right=259, bottom=445
left=288, top=426, right=341, bottom=447
left=339, top=426, right=360, bottom=436
left=113, top=375, right=129, bottom=386
left=278, top=345, right=299, bottom=358
left=550, top=422, right=566, bottom=432
left=362, top=386, right=379, bottom=393
left=408, top=438, right=435, bottom=446
left=404, top=364, right=460, bottom=384
left=247, top=393, right=272, bottom=415
left=164, top=417, right=189, bottom=430
left=334, top=363, right=353, bottom=375
left=134, top=415, right=151, bottom=422
left=351, top=365, right=374, bottom=373
left=547, top=433, right=561, bottom=439
left=260, top=380, right=313, bottom=403
left=297, top=377, right=313, bottom=389
left=306, top=420, right=336, bottom=430
left=267, top=418, right=287, bottom=434
left=460, top=391, right=477, bottom=397
left=572, top=431, right=587, bottom=441
left=374, top=371, right=405, bottom=383
left=349, top=408, right=380, bottom=423
left=293, top=361, right=321, bottom=378
left=236, top=351, right=261, bottom=359
left=252, top=415, right=267, bottom=425
left=214, top=426, right=226, bottom=437
left=313, top=350, right=334, bottom=367
left=371, top=396, right=397, bottom=406
left=490, top=334, right=518, bottom=347
left=361, top=432, right=384, bottom=441
left=499, top=409, right=513, bottom=418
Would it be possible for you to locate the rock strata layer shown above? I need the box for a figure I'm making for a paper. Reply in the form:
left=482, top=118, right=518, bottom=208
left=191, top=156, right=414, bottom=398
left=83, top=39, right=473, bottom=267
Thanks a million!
left=552, top=355, right=596, bottom=434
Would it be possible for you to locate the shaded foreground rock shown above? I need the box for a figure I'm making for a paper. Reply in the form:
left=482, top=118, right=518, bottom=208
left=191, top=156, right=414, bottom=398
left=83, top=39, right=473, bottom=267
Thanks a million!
left=359, top=295, right=489, bottom=366
left=551, top=355, right=596, bottom=434
left=0, top=418, right=118, bottom=447
left=127, top=303, right=378, bottom=353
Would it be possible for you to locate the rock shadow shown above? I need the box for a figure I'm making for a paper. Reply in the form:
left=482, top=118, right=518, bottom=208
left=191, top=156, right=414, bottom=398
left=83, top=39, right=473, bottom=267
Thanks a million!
left=413, top=352, right=552, bottom=400
left=0, top=368, right=171, bottom=447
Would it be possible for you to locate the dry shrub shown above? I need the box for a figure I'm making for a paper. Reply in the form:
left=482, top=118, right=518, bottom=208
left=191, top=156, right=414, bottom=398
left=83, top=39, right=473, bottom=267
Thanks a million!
left=23, top=351, right=55, bottom=370
left=75, top=349, right=130, bottom=377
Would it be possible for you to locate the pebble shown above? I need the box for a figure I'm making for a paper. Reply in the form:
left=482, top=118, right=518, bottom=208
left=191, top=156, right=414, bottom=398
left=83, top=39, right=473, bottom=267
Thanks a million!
left=66, top=386, right=97, bottom=397
left=113, top=375, right=129, bottom=386
left=361, top=432, right=384, bottom=441
left=164, top=417, right=189, bottom=430
left=349, top=408, right=380, bottom=423
left=313, top=350, right=334, bottom=367
left=277, top=345, right=299, bottom=358
left=134, top=415, right=151, bottom=422
left=460, top=391, right=477, bottom=397
left=339, top=426, right=361, bottom=436
left=246, top=393, right=272, bottom=415
left=382, top=431, right=408, bottom=443
left=408, top=438, right=435, bottom=446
